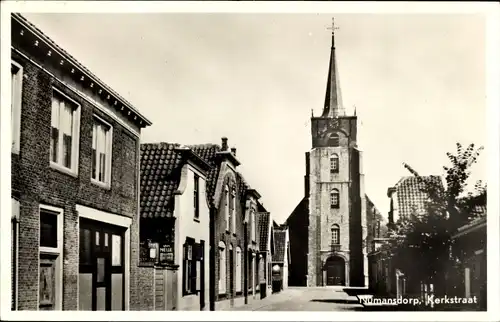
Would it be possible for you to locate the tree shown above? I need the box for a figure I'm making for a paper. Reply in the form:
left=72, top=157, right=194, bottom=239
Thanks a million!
left=386, top=143, right=486, bottom=295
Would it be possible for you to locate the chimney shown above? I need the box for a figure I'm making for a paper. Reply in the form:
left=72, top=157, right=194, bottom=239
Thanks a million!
left=231, top=147, right=236, bottom=156
left=221, top=137, right=228, bottom=151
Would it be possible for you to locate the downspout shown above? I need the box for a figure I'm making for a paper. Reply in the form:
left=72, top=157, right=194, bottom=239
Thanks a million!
left=209, top=203, right=216, bottom=311
left=244, top=221, right=248, bottom=304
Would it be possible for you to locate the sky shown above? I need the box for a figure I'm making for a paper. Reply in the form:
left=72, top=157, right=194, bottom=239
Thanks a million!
left=20, top=12, right=487, bottom=224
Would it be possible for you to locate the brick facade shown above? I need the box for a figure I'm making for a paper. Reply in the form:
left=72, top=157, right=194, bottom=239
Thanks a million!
left=11, top=14, right=151, bottom=310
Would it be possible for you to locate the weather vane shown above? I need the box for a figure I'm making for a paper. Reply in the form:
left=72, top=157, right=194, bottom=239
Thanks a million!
left=326, top=17, right=340, bottom=36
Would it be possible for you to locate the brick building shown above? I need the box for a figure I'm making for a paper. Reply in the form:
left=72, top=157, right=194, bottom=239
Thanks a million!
left=139, top=143, right=211, bottom=311
left=285, top=23, right=378, bottom=288
left=189, top=138, right=263, bottom=310
left=10, top=14, right=152, bottom=310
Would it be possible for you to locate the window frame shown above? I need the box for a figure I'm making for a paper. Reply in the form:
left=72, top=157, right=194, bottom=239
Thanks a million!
left=91, top=114, right=113, bottom=188
left=330, top=189, right=340, bottom=209
left=183, top=238, right=198, bottom=296
left=231, top=189, right=236, bottom=234
left=11, top=60, right=23, bottom=154
left=49, top=87, right=81, bottom=177
left=224, top=185, right=230, bottom=232
left=330, top=154, right=339, bottom=173
left=38, top=204, right=64, bottom=310
left=251, top=210, right=256, bottom=242
left=218, top=241, right=226, bottom=294
left=235, top=246, right=242, bottom=293
left=194, top=174, right=200, bottom=220
left=331, top=224, right=340, bottom=245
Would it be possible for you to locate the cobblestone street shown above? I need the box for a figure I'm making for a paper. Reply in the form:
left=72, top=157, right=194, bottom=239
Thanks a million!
left=230, top=287, right=365, bottom=311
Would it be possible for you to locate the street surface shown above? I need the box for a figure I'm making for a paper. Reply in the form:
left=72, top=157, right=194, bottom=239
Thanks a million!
left=232, top=286, right=366, bottom=311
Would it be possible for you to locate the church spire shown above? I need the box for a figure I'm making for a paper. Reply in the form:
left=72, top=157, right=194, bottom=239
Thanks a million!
left=322, top=17, right=345, bottom=118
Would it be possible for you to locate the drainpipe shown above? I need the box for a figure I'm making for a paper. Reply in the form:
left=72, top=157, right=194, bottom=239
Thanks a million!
left=209, top=203, right=216, bottom=311
left=244, top=221, right=248, bottom=304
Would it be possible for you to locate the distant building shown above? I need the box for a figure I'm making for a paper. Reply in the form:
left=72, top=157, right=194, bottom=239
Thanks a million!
left=368, top=175, right=444, bottom=297
left=284, top=23, right=377, bottom=288
left=272, top=227, right=290, bottom=292
left=10, top=13, right=152, bottom=311
left=256, top=205, right=274, bottom=299
left=448, top=207, right=486, bottom=310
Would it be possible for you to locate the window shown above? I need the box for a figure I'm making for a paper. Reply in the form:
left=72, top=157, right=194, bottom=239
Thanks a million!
left=218, top=241, right=226, bottom=294
left=39, top=205, right=63, bottom=310
left=330, top=189, right=339, bottom=209
left=11, top=61, right=23, bottom=154
left=194, top=174, right=200, bottom=219
left=235, top=247, right=242, bottom=293
left=225, top=185, right=229, bottom=231
left=330, top=154, right=339, bottom=173
left=231, top=190, right=236, bottom=233
left=251, top=210, right=256, bottom=242
left=50, top=89, right=80, bottom=174
left=183, top=238, right=197, bottom=295
left=328, top=133, right=340, bottom=147
left=331, top=224, right=340, bottom=245
left=92, top=115, right=112, bottom=186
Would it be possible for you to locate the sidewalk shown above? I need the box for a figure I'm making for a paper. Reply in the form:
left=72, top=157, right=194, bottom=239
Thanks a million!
left=223, top=289, right=297, bottom=311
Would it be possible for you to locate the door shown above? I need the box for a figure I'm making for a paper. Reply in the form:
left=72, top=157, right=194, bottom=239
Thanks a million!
left=325, top=257, right=345, bottom=286
left=79, top=218, right=125, bottom=311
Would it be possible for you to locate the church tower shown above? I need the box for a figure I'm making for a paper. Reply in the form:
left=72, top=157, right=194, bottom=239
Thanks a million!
left=305, top=18, right=368, bottom=287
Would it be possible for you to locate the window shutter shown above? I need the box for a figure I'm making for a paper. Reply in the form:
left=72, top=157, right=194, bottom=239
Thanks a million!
left=183, top=243, right=187, bottom=295
left=196, top=260, right=201, bottom=292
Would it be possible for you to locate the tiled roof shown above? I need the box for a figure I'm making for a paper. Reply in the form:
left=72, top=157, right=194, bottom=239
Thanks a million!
left=257, top=212, right=271, bottom=251
left=189, top=144, right=221, bottom=202
left=272, top=230, right=286, bottom=262
left=140, top=143, right=184, bottom=219
left=395, top=175, right=443, bottom=219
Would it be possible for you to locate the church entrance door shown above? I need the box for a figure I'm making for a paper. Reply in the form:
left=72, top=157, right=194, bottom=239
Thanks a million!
left=325, top=256, right=345, bottom=286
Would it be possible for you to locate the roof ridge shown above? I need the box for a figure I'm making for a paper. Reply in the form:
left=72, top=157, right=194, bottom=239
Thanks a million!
left=12, top=13, right=151, bottom=125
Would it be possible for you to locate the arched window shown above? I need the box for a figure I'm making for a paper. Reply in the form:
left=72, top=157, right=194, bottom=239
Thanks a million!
left=330, top=189, right=340, bottom=209
left=330, top=154, right=339, bottom=173
left=328, top=133, right=340, bottom=147
left=231, top=189, right=236, bottom=233
left=218, top=241, right=226, bottom=294
left=224, top=185, right=230, bottom=231
left=331, top=224, right=340, bottom=245
left=235, top=247, right=242, bottom=293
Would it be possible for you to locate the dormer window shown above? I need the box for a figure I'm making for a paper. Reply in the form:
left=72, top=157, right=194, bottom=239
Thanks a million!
left=330, top=154, right=339, bottom=173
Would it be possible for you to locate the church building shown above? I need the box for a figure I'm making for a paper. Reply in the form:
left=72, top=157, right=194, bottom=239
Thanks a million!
left=285, top=19, right=376, bottom=288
